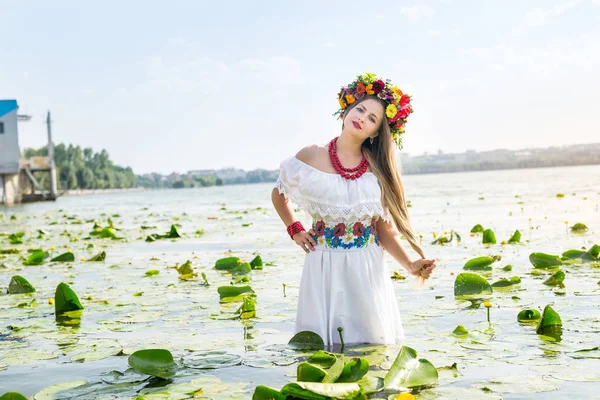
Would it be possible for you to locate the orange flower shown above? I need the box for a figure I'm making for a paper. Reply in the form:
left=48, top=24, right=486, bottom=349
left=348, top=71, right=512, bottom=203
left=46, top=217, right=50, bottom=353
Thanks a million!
left=338, top=97, right=347, bottom=108
left=356, top=82, right=366, bottom=95
left=345, top=94, right=355, bottom=104
left=365, top=84, right=374, bottom=95
left=391, top=86, right=404, bottom=96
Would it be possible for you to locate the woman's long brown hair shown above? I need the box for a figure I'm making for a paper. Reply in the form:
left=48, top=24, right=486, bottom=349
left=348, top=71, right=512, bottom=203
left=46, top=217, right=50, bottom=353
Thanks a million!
left=343, top=96, right=425, bottom=259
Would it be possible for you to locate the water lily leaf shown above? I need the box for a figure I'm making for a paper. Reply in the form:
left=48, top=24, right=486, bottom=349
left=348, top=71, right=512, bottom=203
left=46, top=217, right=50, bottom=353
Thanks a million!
left=7, top=275, right=35, bottom=294
left=491, top=276, right=521, bottom=288
left=570, top=223, right=588, bottom=233
left=482, top=229, right=496, bottom=244
left=337, top=357, right=369, bottom=383
left=284, top=382, right=361, bottom=399
left=356, top=376, right=384, bottom=395
left=22, top=250, right=49, bottom=266
left=571, top=347, right=600, bottom=359
left=164, top=224, right=181, bottom=238
left=237, top=295, right=256, bottom=319
left=297, top=362, right=327, bottom=382
left=176, top=260, right=193, bottom=275
left=288, top=331, right=325, bottom=351
left=90, top=227, right=119, bottom=239
left=50, top=252, right=75, bottom=262
left=182, top=350, right=242, bottom=369
left=33, top=380, right=88, bottom=400
left=232, top=262, right=252, bottom=278
left=518, top=309, right=541, bottom=323
left=308, top=350, right=337, bottom=369
left=88, top=251, right=106, bottom=262
left=543, top=270, right=565, bottom=286
left=217, top=285, right=254, bottom=300
left=507, top=230, right=521, bottom=243
left=215, top=256, right=242, bottom=270
left=529, top=252, right=562, bottom=269
left=54, top=282, right=84, bottom=315
left=128, top=349, right=176, bottom=379
left=536, top=305, right=563, bottom=341
left=464, top=255, right=500, bottom=271
left=471, top=224, right=484, bottom=233
left=452, top=325, right=468, bottom=336
left=101, top=368, right=149, bottom=384
left=503, top=264, right=513, bottom=271
left=454, top=273, right=493, bottom=297
left=323, top=355, right=345, bottom=383
left=145, top=269, right=160, bottom=277
left=250, top=255, right=263, bottom=270
left=0, top=393, right=28, bottom=400
left=252, top=385, right=286, bottom=400
left=384, top=346, right=439, bottom=389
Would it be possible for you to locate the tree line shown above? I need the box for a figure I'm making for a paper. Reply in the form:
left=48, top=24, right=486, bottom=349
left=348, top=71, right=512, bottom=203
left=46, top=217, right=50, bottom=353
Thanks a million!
left=24, top=144, right=136, bottom=190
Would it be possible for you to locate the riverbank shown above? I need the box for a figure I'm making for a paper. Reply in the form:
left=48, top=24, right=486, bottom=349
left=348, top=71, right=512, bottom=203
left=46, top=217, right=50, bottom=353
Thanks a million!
left=61, top=187, right=146, bottom=197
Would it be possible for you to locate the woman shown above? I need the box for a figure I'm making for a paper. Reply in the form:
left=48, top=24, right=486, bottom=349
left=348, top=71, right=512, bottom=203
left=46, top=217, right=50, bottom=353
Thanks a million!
left=271, top=72, right=436, bottom=346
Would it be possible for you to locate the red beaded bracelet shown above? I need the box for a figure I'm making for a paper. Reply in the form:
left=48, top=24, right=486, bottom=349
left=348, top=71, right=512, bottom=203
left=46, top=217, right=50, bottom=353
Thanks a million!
left=286, top=221, right=305, bottom=240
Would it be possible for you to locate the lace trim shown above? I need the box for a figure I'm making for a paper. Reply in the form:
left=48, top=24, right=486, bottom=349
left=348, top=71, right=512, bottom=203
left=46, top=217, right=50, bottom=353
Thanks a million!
left=275, top=178, right=391, bottom=222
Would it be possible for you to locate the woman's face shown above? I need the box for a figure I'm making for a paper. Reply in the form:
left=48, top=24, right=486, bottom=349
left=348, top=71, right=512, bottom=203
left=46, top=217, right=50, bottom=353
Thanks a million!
left=343, top=98, right=384, bottom=140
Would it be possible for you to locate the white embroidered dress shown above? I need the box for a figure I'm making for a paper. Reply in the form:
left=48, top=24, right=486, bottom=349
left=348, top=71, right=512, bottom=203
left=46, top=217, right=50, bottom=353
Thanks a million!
left=275, top=156, right=404, bottom=346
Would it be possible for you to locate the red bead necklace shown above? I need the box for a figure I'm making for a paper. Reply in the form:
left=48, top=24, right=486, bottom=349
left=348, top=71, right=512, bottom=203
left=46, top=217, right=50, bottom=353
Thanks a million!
left=328, top=137, right=369, bottom=180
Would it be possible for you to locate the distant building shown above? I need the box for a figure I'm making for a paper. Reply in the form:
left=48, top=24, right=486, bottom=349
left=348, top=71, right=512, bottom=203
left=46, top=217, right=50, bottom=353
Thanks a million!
left=0, top=100, right=20, bottom=174
left=189, top=169, right=217, bottom=177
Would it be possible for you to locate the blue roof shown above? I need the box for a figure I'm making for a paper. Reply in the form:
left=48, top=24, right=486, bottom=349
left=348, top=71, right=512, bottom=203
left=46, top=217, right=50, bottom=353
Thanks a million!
left=0, top=100, right=18, bottom=118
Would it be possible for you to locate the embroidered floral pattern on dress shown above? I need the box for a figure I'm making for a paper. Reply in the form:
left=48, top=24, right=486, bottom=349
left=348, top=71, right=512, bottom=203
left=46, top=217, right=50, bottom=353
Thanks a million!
left=312, top=218, right=379, bottom=250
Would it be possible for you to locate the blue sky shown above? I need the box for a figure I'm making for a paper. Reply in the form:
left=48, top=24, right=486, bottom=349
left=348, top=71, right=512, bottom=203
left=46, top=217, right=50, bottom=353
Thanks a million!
left=2, top=0, right=599, bottom=174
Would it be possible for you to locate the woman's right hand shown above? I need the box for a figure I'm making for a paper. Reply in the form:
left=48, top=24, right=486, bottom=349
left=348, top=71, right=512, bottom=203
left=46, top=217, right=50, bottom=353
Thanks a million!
left=293, top=229, right=317, bottom=253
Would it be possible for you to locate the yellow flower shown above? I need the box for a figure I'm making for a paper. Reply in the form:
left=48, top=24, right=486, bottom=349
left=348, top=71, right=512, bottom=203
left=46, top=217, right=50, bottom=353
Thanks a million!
left=80, top=257, right=85, bottom=262
left=363, top=72, right=376, bottom=83
left=391, top=86, right=404, bottom=96
left=345, top=94, right=355, bottom=104
left=49, top=246, right=55, bottom=250
left=394, top=394, right=415, bottom=400
left=392, top=133, right=399, bottom=141
left=484, top=301, right=492, bottom=308
left=48, top=298, right=54, bottom=305
left=365, top=84, right=375, bottom=95
left=399, top=126, right=405, bottom=133
left=386, top=104, right=398, bottom=118
left=338, top=97, right=347, bottom=108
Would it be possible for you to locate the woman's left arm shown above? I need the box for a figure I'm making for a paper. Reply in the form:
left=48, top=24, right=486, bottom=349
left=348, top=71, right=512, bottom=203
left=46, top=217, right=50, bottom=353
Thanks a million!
left=376, top=219, right=436, bottom=278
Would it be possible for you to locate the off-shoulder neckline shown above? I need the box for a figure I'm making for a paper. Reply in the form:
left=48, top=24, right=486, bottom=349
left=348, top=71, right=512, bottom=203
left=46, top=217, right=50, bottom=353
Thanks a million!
left=291, top=156, right=375, bottom=178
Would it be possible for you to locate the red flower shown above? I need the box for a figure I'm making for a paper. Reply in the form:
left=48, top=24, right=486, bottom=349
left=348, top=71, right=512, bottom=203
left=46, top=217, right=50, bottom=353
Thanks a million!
left=353, top=222, right=365, bottom=237
left=400, top=94, right=411, bottom=107
left=398, top=106, right=411, bottom=119
left=333, top=223, right=346, bottom=238
left=315, top=220, right=326, bottom=237
left=370, top=218, right=377, bottom=235
left=372, top=80, right=385, bottom=94
left=356, top=82, right=366, bottom=95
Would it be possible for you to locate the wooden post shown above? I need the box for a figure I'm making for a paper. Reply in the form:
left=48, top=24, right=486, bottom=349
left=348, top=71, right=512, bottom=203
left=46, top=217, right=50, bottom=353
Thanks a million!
left=46, top=111, right=58, bottom=198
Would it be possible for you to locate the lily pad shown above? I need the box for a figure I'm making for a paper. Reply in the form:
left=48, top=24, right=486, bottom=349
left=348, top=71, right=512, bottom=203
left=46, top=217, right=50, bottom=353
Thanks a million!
left=543, top=270, right=565, bottom=286
left=182, top=350, right=242, bottom=369
left=529, top=252, right=562, bottom=269
left=491, top=276, right=521, bottom=288
left=288, top=331, right=325, bottom=351
left=307, top=350, right=337, bottom=369
left=471, top=224, right=484, bottom=233
left=570, top=223, right=588, bottom=233
left=518, top=309, right=541, bottom=323
left=217, top=285, right=254, bottom=300
left=507, top=230, right=521, bottom=244
left=215, top=256, right=242, bottom=271
left=88, top=251, right=106, bottom=262
left=297, top=362, right=327, bottom=382
left=22, top=250, right=49, bottom=266
left=482, top=229, right=496, bottom=244
left=383, top=346, right=438, bottom=389
left=250, top=255, right=263, bottom=270
left=128, top=349, right=177, bottom=379
left=282, top=382, right=361, bottom=399
left=0, top=393, right=28, bottom=400
left=252, top=386, right=286, bottom=400
left=7, top=276, right=35, bottom=294
left=536, top=305, right=563, bottom=341
left=50, top=252, right=75, bottom=262
left=54, top=282, right=84, bottom=315
left=452, top=325, right=469, bottom=336
left=337, top=357, right=369, bottom=383
left=454, top=273, right=493, bottom=297
left=464, top=255, right=500, bottom=271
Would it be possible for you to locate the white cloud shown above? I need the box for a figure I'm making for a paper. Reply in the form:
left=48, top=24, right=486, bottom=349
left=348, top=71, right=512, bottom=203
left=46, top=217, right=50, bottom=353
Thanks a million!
left=399, top=6, right=434, bottom=20
left=526, top=0, right=581, bottom=27
left=428, top=30, right=441, bottom=36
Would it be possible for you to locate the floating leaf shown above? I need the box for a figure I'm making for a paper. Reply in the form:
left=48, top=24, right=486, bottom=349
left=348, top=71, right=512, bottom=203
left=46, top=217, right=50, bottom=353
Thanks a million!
left=182, top=351, right=242, bottom=369
left=50, top=252, right=75, bottom=262
left=176, top=260, right=193, bottom=275
left=518, top=309, right=541, bottom=323
left=543, top=270, right=565, bottom=286
left=536, top=305, right=562, bottom=341
left=288, top=331, right=325, bottom=351
left=454, top=273, right=493, bottom=297
left=90, top=227, right=119, bottom=240
left=145, top=269, right=160, bottom=277
left=491, top=276, right=521, bottom=288
left=0, top=393, right=28, bottom=400
left=297, top=362, right=327, bottom=382
left=384, top=346, right=438, bottom=389
left=570, top=223, right=588, bottom=233
left=471, top=224, right=484, bottom=233
left=88, top=251, right=106, bottom=262
left=337, top=358, right=369, bottom=383
left=463, top=255, right=500, bottom=271
left=529, top=252, right=562, bottom=269
left=250, top=255, right=263, bottom=270
left=215, top=257, right=242, bottom=270
left=237, top=295, right=256, bottom=319
left=22, top=250, right=49, bottom=266
left=7, top=275, right=36, bottom=294
left=283, top=382, right=361, bottom=399
left=217, top=285, right=254, bottom=300
left=482, top=229, right=496, bottom=244
left=323, top=355, right=345, bottom=383
left=54, top=282, right=84, bottom=315
left=452, top=325, right=469, bottom=336
left=507, top=230, right=521, bottom=244
left=252, top=386, right=286, bottom=400
left=128, top=349, right=177, bottom=379
left=307, top=350, right=337, bottom=369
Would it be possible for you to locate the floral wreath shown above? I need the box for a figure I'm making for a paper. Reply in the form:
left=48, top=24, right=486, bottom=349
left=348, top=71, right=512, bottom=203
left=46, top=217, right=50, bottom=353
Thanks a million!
left=333, top=72, right=413, bottom=149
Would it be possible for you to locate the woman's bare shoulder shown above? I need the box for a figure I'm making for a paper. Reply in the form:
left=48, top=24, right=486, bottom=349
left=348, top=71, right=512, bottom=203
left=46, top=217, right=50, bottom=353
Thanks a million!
left=295, top=144, right=328, bottom=163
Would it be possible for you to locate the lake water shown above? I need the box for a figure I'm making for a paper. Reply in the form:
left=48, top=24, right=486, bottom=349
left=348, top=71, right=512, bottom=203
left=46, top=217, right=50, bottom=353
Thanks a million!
left=1, top=165, right=599, bottom=399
